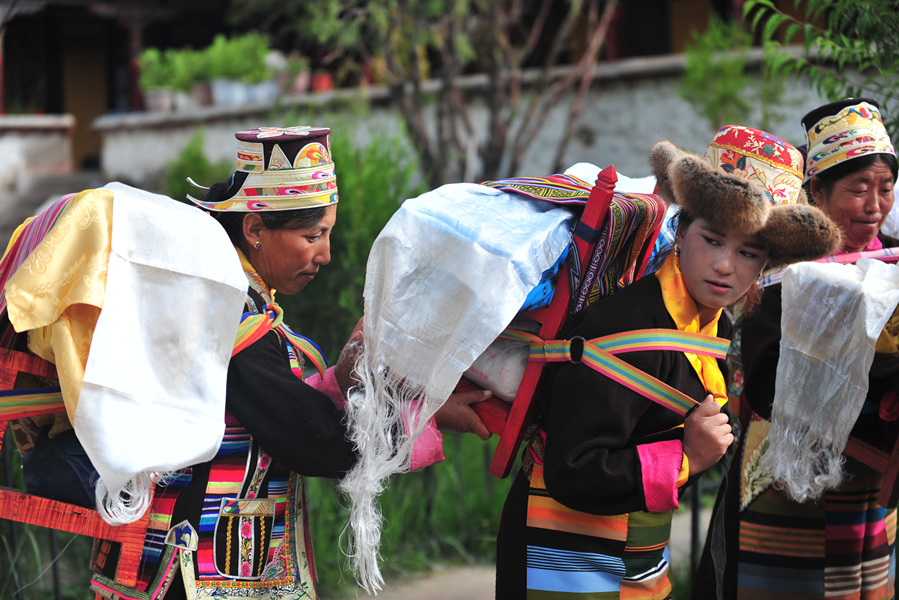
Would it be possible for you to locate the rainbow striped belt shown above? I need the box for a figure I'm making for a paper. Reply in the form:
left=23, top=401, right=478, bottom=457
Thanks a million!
left=499, top=328, right=729, bottom=416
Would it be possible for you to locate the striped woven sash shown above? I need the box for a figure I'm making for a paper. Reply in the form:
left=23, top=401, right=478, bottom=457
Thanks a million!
left=499, top=328, right=729, bottom=416
left=232, top=303, right=327, bottom=379
left=0, top=387, right=65, bottom=420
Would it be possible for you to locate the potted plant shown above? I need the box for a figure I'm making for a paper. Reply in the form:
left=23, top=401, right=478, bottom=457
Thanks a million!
left=139, top=48, right=175, bottom=112
left=206, top=33, right=272, bottom=106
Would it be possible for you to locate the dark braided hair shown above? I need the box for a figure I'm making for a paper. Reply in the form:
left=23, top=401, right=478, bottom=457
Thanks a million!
left=203, top=172, right=328, bottom=253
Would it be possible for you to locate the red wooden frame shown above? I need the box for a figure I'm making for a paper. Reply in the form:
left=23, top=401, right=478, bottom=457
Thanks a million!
left=0, top=347, right=150, bottom=588
left=472, top=166, right=619, bottom=478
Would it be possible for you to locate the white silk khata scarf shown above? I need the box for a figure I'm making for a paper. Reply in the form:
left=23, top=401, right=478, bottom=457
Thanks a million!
left=342, top=183, right=574, bottom=592
left=762, top=259, right=899, bottom=502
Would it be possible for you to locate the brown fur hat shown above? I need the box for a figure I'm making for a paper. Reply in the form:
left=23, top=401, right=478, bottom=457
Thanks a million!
left=650, top=140, right=680, bottom=204
left=759, top=204, right=842, bottom=264
left=649, top=126, right=842, bottom=265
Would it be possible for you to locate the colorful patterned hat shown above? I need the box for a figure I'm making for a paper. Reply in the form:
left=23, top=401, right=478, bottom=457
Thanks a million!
left=801, top=98, right=895, bottom=182
left=650, top=125, right=842, bottom=264
left=187, top=126, right=339, bottom=212
left=702, top=125, right=805, bottom=206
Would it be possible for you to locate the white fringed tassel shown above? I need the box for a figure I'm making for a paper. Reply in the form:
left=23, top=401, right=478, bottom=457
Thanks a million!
left=339, top=348, right=438, bottom=595
left=760, top=418, right=846, bottom=503
left=94, top=470, right=163, bottom=525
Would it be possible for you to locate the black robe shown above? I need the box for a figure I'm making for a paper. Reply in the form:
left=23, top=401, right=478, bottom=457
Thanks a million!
left=496, top=273, right=732, bottom=598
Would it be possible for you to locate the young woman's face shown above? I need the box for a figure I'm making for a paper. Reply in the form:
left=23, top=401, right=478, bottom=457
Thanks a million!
left=676, top=217, right=770, bottom=318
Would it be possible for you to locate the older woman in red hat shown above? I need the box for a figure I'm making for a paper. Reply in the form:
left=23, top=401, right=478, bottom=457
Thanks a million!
left=693, top=99, right=899, bottom=600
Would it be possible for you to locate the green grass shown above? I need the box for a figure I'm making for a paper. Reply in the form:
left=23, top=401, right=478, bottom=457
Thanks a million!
left=308, top=434, right=515, bottom=597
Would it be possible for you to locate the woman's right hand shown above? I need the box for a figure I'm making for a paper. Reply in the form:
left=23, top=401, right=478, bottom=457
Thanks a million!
left=683, top=394, right=733, bottom=474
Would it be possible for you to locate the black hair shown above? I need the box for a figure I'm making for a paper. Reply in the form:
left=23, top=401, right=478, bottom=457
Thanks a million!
left=202, top=171, right=328, bottom=252
left=806, top=153, right=899, bottom=202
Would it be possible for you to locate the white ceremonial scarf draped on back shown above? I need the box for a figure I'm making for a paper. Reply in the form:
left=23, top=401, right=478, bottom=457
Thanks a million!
left=342, top=183, right=574, bottom=592
left=762, top=259, right=899, bottom=502
left=76, top=183, right=247, bottom=524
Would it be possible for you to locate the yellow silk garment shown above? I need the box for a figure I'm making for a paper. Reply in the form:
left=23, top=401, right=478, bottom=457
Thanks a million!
left=876, top=304, right=899, bottom=354
left=4, top=189, right=112, bottom=426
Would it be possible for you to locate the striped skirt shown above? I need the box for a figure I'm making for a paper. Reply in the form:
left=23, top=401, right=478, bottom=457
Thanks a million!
left=525, top=463, right=674, bottom=599
left=738, top=459, right=897, bottom=600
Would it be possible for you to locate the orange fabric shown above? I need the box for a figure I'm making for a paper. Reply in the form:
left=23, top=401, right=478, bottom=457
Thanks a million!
left=654, top=252, right=727, bottom=405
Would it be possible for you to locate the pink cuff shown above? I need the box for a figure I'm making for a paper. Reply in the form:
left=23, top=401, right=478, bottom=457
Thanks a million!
left=409, top=418, right=445, bottom=471
left=637, top=440, right=685, bottom=512
left=402, top=403, right=445, bottom=471
left=305, top=367, right=346, bottom=409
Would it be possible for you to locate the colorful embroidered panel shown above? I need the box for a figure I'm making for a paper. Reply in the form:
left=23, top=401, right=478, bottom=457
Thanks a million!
left=577, top=192, right=666, bottom=311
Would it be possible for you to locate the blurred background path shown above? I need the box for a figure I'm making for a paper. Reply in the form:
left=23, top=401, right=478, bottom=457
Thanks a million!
left=334, top=505, right=710, bottom=600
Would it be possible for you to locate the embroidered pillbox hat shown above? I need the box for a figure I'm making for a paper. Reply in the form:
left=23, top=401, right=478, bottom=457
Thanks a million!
left=801, top=98, right=895, bottom=182
left=650, top=125, right=841, bottom=264
left=187, top=126, right=338, bottom=212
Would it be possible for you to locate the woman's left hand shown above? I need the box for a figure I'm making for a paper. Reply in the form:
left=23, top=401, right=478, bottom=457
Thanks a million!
left=434, top=390, right=492, bottom=440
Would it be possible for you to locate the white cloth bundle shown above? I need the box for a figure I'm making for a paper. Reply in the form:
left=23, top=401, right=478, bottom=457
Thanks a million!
left=341, top=183, right=573, bottom=592
left=77, top=183, right=246, bottom=523
left=463, top=336, right=530, bottom=402
left=762, top=259, right=899, bottom=502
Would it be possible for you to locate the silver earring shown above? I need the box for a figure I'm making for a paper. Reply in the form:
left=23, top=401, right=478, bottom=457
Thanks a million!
left=674, top=244, right=680, bottom=257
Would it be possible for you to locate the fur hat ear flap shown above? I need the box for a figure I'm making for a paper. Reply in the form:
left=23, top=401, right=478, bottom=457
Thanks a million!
left=650, top=141, right=683, bottom=204
left=761, top=204, right=842, bottom=264
left=669, top=155, right=770, bottom=234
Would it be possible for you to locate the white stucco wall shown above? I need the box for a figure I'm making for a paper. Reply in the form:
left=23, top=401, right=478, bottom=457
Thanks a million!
left=95, top=53, right=827, bottom=187
left=0, top=115, right=75, bottom=193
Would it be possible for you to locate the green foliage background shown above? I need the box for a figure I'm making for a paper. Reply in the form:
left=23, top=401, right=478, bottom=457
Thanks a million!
left=162, top=130, right=235, bottom=205
left=276, top=118, right=427, bottom=362
left=749, top=0, right=899, bottom=138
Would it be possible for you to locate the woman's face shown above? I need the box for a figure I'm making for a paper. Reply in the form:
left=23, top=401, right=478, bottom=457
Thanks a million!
left=245, top=205, right=337, bottom=295
left=810, top=160, right=895, bottom=253
left=676, top=217, right=770, bottom=322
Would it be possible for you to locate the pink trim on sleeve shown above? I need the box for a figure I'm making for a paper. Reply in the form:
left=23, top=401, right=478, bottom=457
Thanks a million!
left=402, top=402, right=445, bottom=471
left=409, top=418, right=445, bottom=471
left=637, top=440, right=685, bottom=512
left=304, top=367, right=346, bottom=409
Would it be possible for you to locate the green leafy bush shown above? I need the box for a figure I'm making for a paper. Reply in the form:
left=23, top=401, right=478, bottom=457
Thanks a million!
left=748, top=0, right=899, bottom=140
left=206, top=33, right=272, bottom=83
left=139, top=48, right=173, bottom=90
left=162, top=130, right=234, bottom=204
left=680, top=16, right=754, bottom=132
left=139, top=33, right=271, bottom=92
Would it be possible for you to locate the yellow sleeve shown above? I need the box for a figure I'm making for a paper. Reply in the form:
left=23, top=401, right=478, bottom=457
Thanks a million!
left=676, top=452, right=689, bottom=488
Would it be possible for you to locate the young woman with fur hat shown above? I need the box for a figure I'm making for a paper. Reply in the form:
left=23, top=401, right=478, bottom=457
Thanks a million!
left=693, top=100, right=899, bottom=600
left=494, top=125, right=840, bottom=599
